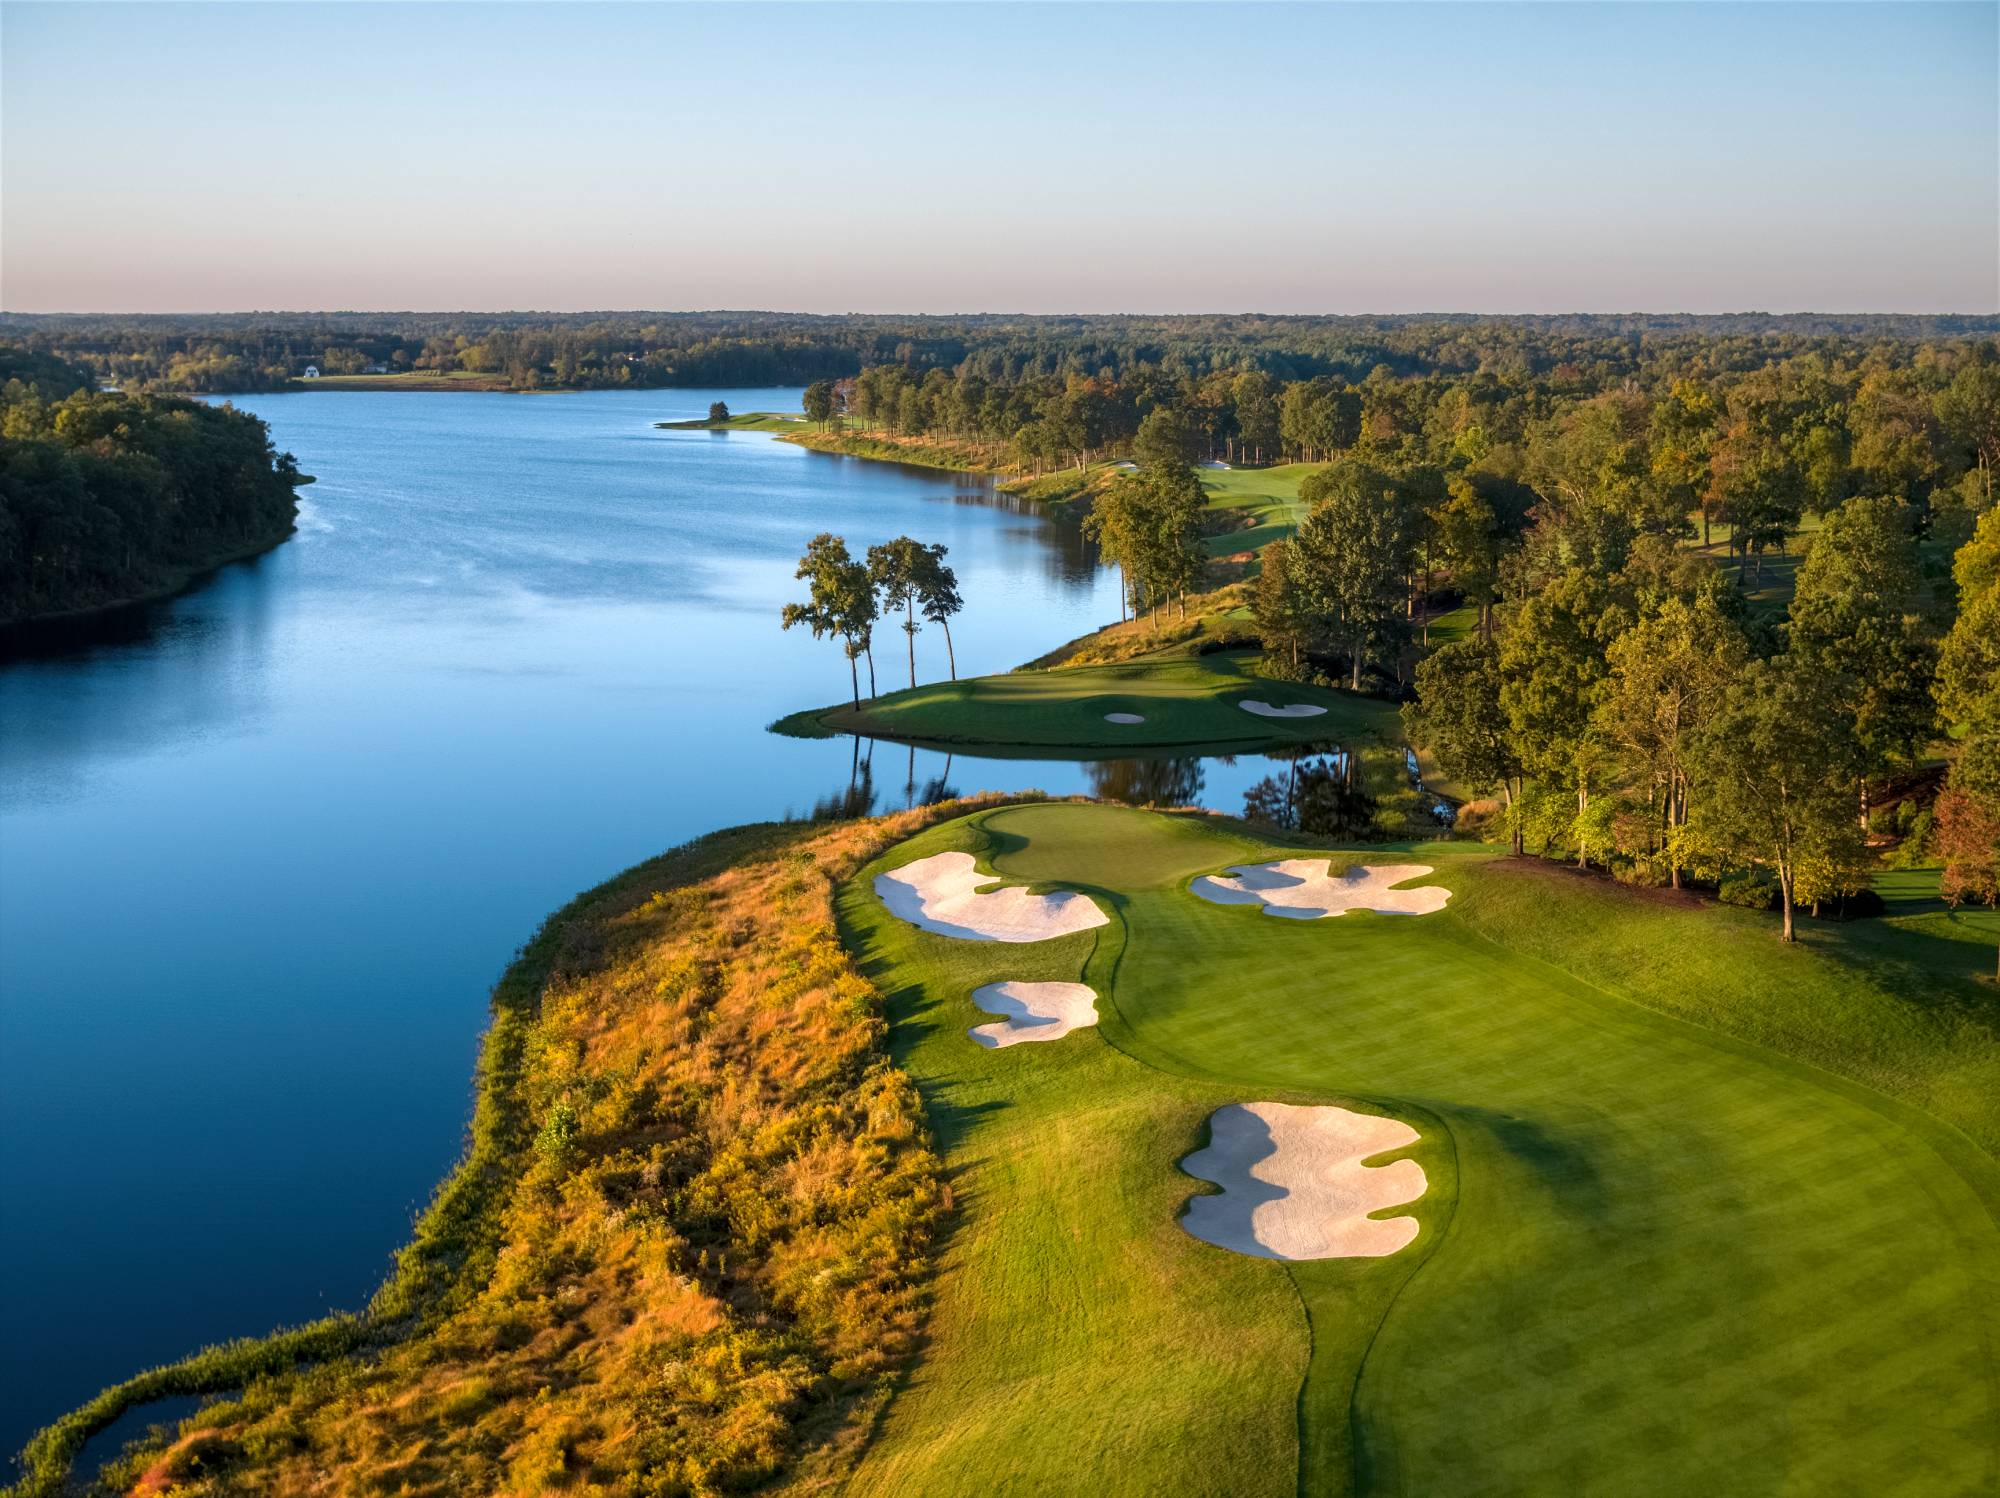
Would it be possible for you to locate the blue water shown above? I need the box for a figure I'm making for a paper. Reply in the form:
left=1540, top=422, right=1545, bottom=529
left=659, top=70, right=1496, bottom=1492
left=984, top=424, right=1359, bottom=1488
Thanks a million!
left=0, top=388, right=1288, bottom=1461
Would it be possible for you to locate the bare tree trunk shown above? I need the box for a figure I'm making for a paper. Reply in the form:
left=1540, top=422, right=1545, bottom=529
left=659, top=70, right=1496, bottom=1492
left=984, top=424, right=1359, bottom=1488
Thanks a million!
left=1349, top=631, right=1363, bottom=690
left=865, top=646, right=877, bottom=699
left=1668, top=772, right=1682, bottom=889
left=940, top=618, right=956, bottom=680
left=905, top=599, right=916, bottom=689
left=1779, top=863, right=1796, bottom=941
left=1576, top=782, right=1589, bottom=868
left=848, top=649, right=859, bottom=707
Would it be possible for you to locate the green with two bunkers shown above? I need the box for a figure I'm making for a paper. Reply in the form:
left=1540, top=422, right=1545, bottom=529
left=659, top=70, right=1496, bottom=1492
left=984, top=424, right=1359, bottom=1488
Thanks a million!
left=782, top=651, right=1392, bottom=751
left=835, top=801, right=2000, bottom=1497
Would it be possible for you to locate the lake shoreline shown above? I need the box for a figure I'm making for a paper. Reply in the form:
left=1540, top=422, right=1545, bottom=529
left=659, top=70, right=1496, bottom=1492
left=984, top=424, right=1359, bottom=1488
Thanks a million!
left=0, top=521, right=297, bottom=634
left=11, top=802, right=1020, bottom=1498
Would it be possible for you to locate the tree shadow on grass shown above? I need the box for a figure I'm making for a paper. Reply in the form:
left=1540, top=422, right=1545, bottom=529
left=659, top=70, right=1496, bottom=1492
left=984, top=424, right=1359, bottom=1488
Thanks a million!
left=1804, top=916, right=2000, bottom=1041
left=1447, top=1103, right=1610, bottom=1221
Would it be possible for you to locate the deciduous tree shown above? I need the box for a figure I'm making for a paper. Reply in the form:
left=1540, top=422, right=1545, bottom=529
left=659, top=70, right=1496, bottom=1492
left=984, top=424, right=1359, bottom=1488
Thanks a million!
left=1786, top=496, right=1938, bottom=824
left=1693, top=657, right=1864, bottom=941
left=1291, top=461, right=1419, bottom=689
left=1595, top=593, right=1746, bottom=886
left=1404, top=636, right=1524, bottom=852
left=781, top=533, right=878, bottom=705
left=867, top=536, right=931, bottom=689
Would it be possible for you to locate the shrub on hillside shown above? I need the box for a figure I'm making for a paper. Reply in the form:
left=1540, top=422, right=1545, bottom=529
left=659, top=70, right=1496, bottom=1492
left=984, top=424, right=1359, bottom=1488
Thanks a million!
left=1718, top=873, right=1780, bottom=909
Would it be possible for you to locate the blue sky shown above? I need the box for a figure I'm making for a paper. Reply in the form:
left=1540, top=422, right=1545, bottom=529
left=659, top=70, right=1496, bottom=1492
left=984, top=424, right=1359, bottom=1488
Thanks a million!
left=2, top=1, right=1994, bottom=313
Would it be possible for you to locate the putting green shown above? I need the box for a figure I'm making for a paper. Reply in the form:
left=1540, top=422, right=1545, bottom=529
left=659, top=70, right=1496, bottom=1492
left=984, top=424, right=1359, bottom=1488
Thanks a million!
left=835, top=802, right=2000, bottom=1497
left=778, top=650, right=1398, bottom=752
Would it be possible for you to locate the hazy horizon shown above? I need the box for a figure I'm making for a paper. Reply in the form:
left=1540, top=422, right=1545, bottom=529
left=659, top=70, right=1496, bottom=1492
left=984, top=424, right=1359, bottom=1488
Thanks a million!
left=3, top=0, right=1996, bottom=315
left=6, top=306, right=1998, bottom=319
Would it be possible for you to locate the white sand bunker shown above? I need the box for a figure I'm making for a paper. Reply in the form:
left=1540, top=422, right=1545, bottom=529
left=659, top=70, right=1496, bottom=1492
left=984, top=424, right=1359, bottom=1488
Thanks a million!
left=1192, top=860, right=1450, bottom=919
left=1237, top=699, right=1328, bottom=719
left=1104, top=712, right=1146, bottom=724
left=875, top=851, right=1110, bottom=942
left=968, top=981, right=1099, bottom=1047
left=1181, top=1101, right=1425, bottom=1259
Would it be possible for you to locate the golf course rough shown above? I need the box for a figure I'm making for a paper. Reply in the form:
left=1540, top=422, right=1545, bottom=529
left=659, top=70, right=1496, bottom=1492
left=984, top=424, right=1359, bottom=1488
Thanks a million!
left=1192, top=859, right=1453, bottom=919
left=1180, top=1101, right=1426, bottom=1259
left=874, top=849, right=1110, bottom=942
left=967, top=979, right=1099, bottom=1047
left=837, top=801, right=2000, bottom=1498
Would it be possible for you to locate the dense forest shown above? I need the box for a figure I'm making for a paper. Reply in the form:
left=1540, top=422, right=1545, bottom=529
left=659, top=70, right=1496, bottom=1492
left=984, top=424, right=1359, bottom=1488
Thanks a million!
left=0, top=347, right=304, bottom=624
left=1, top=310, right=1995, bottom=395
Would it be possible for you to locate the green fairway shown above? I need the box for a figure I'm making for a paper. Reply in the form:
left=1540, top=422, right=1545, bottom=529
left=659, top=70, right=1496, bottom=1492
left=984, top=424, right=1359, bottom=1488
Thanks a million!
left=836, top=802, right=2000, bottom=1497
left=775, top=649, right=1402, bottom=752
left=1199, top=462, right=1324, bottom=553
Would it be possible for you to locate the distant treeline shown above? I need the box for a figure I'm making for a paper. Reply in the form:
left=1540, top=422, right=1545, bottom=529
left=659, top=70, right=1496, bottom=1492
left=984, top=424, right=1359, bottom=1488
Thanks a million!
left=0, top=347, right=304, bottom=623
left=1, top=309, right=1996, bottom=395
left=825, top=331, right=2000, bottom=510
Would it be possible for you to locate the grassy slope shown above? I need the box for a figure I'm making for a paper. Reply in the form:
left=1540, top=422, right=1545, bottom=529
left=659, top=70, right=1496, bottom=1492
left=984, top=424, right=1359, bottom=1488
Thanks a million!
left=777, top=650, right=1399, bottom=752
left=1199, top=462, right=1321, bottom=554
left=841, top=802, right=2000, bottom=1497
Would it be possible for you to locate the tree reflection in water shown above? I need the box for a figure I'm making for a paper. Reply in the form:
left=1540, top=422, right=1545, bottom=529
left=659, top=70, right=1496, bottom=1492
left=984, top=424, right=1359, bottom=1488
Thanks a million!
left=808, top=748, right=876, bottom=821
left=808, top=738, right=959, bottom=820
left=1242, top=745, right=1383, bottom=839
left=1086, top=756, right=1206, bottom=807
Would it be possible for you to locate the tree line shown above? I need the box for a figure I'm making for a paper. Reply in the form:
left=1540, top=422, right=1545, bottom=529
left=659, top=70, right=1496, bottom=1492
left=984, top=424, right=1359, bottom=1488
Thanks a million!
left=0, top=347, right=304, bottom=624
left=5, top=310, right=1994, bottom=403
left=817, top=334, right=1998, bottom=525
left=1388, top=476, right=2000, bottom=951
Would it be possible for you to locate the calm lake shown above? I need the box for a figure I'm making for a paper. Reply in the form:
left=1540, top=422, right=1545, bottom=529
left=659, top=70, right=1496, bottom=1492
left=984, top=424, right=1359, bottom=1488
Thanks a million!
left=0, top=387, right=1314, bottom=1461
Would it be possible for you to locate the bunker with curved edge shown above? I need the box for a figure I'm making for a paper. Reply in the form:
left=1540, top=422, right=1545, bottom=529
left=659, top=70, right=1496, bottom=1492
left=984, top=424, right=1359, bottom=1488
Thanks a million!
left=875, top=850, right=1110, bottom=942
left=1104, top=712, right=1146, bottom=724
left=968, top=981, right=1099, bottom=1047
left=1237, top=699, right=1328, bottom=718
left=1180, top=1101, right=1426, bottom=1260
left=1192, top=859, right=1451, bottom=918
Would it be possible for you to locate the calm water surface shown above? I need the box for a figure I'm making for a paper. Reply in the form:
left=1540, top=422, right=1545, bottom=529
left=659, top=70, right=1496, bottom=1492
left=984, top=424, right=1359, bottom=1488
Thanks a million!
left=0, top=388, right=1292, bottom=1459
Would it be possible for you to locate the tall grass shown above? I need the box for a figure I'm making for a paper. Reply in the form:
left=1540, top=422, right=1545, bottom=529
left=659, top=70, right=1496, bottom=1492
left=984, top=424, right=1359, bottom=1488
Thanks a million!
left=9, top=803, right=1033, bottom=1498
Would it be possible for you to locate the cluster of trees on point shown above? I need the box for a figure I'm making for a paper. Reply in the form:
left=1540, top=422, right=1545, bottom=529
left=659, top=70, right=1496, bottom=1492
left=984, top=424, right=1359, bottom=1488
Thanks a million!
left=0, top=346, right=304, bottom=623
left=6, top=310, right=1995, bottom=400
left=783, top=533, right=961, bottom=702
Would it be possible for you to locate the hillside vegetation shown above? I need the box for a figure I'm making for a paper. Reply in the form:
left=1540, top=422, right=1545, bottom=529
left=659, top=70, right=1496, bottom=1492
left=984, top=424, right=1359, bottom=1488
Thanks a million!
left=0, top=348, right=303, bottom=623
